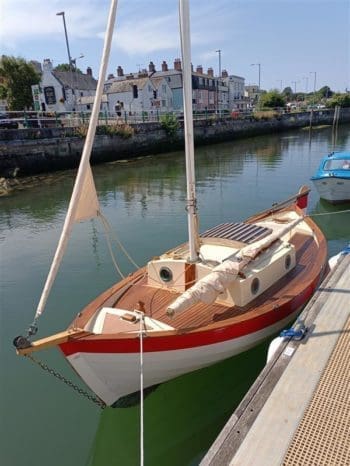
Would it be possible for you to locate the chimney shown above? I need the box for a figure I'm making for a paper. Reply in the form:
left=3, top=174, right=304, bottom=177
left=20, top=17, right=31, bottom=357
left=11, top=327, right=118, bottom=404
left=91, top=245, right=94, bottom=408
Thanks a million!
left=196, top=65, right=203, bottom=74
left=174, top=58, right=182, bottom=71
left=86, top=67, right=92, bottom=77
left=207, top=67, right=214, bottom=77
left=107, top=73, right=115, bottom=80
left=222, top=69, right=228, bottom=78
left=117, top=66, right=124, bottom=77
left=149, top=61, right=156, bottom=73
left=161, top=60, right=168, bottom=72
left=191, top=63, right=193, bottom=72
left=43, top=59, right=53, bottom=72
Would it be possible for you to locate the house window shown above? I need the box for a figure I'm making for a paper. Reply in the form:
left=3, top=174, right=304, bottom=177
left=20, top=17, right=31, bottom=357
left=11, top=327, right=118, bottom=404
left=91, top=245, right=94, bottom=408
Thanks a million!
left=162, top=84, right=166, bottom=93
left=86, top=104, right=91, bottom=110
left=80, top=91, right=84, bottom=97
left=148, top=85, right=152, bottom=92
left=162, top=100, right=166, bottom=107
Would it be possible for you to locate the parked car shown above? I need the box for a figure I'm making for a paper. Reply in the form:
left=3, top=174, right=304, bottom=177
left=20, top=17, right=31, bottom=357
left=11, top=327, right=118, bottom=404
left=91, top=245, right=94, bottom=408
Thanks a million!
left=0, top=114, right=19, bottom=129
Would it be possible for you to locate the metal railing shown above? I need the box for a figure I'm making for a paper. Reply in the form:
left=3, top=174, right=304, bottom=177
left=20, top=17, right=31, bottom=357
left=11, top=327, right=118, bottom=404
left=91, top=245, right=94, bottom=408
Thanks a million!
left=0, top=107, right=334, bottom=129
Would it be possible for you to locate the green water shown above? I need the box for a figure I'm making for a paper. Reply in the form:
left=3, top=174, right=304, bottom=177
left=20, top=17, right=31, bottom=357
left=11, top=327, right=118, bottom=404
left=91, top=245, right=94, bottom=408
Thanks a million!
left=1, top=126, right=349, bottom=466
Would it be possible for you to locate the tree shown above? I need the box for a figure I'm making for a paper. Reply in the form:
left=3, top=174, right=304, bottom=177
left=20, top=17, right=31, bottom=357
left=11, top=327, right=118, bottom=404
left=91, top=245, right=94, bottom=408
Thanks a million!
left=54, top=63, right=83, bottom=74
left=258, top=90, right=285, bottom=109
left=326, top=93, right=350, bottom=108
left=282, top=87, right=293, bottom=99
left=0, top=55, right=40, bottom=110
left=317, top=86, right=333, bottom=98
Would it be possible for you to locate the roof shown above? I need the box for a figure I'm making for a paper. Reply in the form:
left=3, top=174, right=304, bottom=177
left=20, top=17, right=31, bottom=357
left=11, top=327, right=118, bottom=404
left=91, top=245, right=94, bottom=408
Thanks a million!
left=76, top=95, right=108, bottom=105
left=106, top=77, right=150, bottom=94
left=150, top=76, right=167, bottom=89
left=52, top=71, right=97, bottom=90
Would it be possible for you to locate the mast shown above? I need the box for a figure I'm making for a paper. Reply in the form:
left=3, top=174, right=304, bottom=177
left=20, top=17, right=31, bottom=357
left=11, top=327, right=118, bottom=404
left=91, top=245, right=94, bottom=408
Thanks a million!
left=34, top=0, right=119, bottom=319
left=179, top=0, right=199, bottom=262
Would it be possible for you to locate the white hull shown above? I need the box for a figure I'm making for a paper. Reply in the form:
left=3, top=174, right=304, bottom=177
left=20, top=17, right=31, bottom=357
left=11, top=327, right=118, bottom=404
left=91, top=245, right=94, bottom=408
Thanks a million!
left=66, top=309, right=300, bottom=405
left=312, top=177, right=350, bottom=203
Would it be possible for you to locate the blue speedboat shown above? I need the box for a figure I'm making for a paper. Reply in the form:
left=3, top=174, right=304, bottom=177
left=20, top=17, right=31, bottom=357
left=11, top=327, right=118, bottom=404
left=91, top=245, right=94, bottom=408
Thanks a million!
left=311, top=151, right=350, bottom=203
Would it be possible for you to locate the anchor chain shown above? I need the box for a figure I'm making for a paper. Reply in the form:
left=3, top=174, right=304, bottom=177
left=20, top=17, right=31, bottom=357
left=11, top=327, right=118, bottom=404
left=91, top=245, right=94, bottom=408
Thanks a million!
left=25, top=353, right=106, bottom=409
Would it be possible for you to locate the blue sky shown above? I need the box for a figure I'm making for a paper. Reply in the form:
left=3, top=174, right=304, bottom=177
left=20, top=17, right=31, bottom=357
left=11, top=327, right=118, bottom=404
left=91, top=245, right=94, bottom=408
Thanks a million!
left=1, top=0, right=349, bottom=92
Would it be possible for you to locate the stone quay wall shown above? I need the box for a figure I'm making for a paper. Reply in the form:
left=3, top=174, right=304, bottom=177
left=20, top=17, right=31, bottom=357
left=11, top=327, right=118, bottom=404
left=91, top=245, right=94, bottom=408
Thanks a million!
left=0, top=108, right=349, bottom=178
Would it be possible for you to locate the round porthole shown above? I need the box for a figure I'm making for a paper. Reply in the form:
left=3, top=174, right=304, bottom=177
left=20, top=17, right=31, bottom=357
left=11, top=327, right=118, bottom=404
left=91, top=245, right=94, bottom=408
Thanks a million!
left=285, top=254, right=292, bottom=270
left=251, top=277, right=260, bottom=295
left=159, top=267, right=173, bottom=282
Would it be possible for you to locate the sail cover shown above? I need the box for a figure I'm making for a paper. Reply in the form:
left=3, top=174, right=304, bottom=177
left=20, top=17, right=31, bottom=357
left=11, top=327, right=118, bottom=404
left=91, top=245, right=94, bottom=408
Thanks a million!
left=73, top=164, right=100, bottom=222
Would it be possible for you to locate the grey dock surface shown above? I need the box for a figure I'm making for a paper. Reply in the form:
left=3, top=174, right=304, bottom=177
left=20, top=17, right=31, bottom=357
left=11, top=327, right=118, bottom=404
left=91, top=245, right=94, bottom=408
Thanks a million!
left=201, top=253, right=350, bottom=466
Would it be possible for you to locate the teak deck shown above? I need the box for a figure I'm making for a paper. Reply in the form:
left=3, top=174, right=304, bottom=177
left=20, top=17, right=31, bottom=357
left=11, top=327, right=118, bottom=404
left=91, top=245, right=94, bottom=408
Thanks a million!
left=71, top=217, right=327, bottom=339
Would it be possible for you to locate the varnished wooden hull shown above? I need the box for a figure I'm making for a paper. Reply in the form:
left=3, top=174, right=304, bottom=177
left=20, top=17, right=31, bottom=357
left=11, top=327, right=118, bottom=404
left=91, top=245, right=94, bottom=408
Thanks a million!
left=59, top=205, right=328, bottom=406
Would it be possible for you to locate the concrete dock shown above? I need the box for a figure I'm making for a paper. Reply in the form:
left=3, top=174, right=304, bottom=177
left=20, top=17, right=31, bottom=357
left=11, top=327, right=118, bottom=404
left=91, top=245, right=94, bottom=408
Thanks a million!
left=201, top=253, right=350, bottom=466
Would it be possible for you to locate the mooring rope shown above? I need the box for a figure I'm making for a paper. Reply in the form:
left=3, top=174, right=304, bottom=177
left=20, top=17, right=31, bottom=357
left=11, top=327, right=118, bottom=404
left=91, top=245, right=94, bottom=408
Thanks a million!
left=308, top=208, right=350, bottom=218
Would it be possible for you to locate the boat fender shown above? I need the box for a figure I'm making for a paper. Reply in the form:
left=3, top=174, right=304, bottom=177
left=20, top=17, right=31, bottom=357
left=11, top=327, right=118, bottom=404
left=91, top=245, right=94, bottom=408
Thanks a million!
left=13, top=335, right=32, bottom=350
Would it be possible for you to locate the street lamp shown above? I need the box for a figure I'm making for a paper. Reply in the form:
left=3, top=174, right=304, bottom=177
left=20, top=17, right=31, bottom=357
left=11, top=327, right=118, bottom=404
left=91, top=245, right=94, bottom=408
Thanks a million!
left=216, top=49, right=221, bottom=114
left=277, top=80, right=283, bottom=92
left=291, top=81, right=298, bottom=94
left=71, top=54, right=84, bottom=71
left=310, top=71, right=317, bottom=105
left=56, top=12, right=73, bottom=71
left=251, top=63, right=261, bottom=89
left=303, top=76, right=309, bottom=93
left=309, top=71, right=317, bottom=93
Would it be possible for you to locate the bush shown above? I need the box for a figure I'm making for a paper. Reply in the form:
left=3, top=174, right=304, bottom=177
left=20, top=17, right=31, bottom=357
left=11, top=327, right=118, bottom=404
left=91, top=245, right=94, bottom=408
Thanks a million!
left=160, top=113, right=179, bottom=138
left=253, top=110, right=279, bottom=120
left=75, top=123, right=134, bottom=139
left=326, top=93, right=350, bottom=108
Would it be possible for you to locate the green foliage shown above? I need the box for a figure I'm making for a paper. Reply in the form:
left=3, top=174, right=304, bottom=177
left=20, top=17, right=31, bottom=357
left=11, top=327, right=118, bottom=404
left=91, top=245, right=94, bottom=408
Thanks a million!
left=282, top=86, right=293, bottom=97
left=252, top=110, right=280, bottom=120
left=74, top=123, right=134, bottom=139
left=326, top=93, right=350, bottom=108
left=317, top=86, right=333, bottom=98
left=258, top=90, right=285, bottom=109
left=160, top=113, right=179, bottom=138
left=54, top=63, right=83, bottom=74
left=0, top=56, right=40, bottom=110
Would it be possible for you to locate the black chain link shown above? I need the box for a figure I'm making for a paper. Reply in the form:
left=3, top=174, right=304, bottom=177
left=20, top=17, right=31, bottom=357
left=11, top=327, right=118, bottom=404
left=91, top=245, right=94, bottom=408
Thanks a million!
left=26, top=353, right=106, bottom=409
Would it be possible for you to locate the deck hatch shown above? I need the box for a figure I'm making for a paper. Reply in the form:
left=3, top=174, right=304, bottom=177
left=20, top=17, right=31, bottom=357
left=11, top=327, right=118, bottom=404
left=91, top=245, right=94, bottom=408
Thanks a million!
left=201, top=222, right=272, bottom=244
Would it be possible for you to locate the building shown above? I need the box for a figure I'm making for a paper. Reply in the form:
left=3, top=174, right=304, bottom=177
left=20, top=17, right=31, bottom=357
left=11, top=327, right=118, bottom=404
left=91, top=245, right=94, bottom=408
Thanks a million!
left=105, top=62, right=173, bottom=116
left=222, top=72, right=246, bottom=111
left=32, top=59, right=99, bottom=112
left=244, top=85, right=260, bottom=107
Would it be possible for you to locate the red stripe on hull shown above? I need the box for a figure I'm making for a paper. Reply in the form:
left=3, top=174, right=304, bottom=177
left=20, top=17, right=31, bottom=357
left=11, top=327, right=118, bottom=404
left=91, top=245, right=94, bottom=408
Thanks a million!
left=60, top=282, right=317, bottom=356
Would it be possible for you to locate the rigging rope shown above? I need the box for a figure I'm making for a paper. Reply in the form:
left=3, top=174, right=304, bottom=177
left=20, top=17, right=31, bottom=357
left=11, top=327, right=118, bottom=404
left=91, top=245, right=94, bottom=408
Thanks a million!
left=99, top=212, right=139, bottom=269
left=308, top=208, right=350, bottom=217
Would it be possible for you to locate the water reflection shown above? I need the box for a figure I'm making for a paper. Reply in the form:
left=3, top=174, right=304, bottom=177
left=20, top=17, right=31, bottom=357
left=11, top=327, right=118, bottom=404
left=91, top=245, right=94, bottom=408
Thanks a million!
left=88, top=340, right=269, bottom=466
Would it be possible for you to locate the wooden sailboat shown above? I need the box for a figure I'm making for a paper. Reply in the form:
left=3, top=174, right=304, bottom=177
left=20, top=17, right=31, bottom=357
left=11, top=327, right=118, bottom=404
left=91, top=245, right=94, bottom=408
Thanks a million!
left=15, top=0, right=328, bottom=407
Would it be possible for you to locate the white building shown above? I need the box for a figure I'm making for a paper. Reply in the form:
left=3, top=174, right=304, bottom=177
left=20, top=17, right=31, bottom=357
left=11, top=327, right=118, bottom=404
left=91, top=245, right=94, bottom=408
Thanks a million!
left=222, top=72, right=246, bottom=111
left=32, top=59, right=99, bottom=112
left=106, top=75, right=172, bottom=116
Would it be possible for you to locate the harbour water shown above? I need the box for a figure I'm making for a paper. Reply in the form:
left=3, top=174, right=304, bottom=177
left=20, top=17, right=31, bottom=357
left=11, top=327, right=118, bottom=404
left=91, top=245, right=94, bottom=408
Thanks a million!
left=1, top=124, right=349, bottom=466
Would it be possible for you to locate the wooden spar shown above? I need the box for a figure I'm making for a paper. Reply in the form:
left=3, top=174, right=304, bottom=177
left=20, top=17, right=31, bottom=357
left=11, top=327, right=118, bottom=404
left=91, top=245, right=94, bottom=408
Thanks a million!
left=34, top=0, right=119, bottom=320
left=179, top=0, right=198, bottom=263
left=16, top=329, right=93, bottom=355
